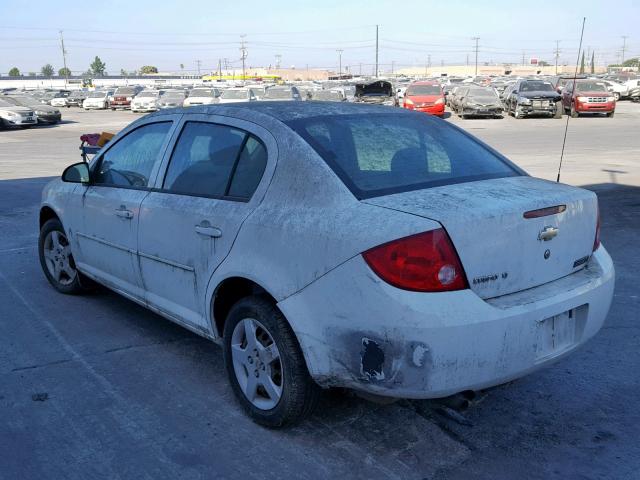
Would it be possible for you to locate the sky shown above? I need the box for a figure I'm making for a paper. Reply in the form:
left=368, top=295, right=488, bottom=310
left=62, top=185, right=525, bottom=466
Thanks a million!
left=1, top=0, right=639, bottom=75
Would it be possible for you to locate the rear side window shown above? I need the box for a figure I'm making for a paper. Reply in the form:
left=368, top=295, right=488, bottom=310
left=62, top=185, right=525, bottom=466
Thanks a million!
left=93, top=121, right=172, bottom=188
left=163, top=122, right=267, bottom=200
left=287, top=113, right=520, bottom=199
left=228, top=137, right=267, bottom=198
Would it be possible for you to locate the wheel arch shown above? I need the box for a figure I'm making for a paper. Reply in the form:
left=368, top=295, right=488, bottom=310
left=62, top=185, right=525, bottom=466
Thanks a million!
left=39, top=205, right=60, bottom=229
left=210, top=276, right=281, bottom=339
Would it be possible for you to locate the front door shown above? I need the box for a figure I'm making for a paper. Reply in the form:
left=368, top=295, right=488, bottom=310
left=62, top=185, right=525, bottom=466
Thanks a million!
left=74, top=120, right=176, bottom=299
left=138, top=117, right=270, bottom=330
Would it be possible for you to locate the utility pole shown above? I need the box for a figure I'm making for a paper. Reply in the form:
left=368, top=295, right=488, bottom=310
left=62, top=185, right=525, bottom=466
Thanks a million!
left=240, top=34, right=247, bottom=84
left=336, top=49, right=343, bottom=79
left=59, top=30, right=68, bottom=88
left=554, top=40, right=561, bottom=74
left=359, top=63, right=362, bottom=76
left=275, top=54, right=282, bottom=69
left=427, top=54, right=431, bottom=76
left=472, top=37, right=480, bottom=76
left=522, top=51, right=526, bottom=66
left=375, top=25, right=379, bottom=78
left=466, top=54, right=469, bottom=66
left=196, top=60, right=201, bottom=76
left=218, top=59, right=222, bottom=80
left=391, top=60, right=395, bottom=75
left=621, top=35, right=628, bottom=64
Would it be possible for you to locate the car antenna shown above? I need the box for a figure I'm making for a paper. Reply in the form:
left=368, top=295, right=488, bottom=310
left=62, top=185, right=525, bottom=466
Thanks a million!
left=557, top=17, right=586, bottom=183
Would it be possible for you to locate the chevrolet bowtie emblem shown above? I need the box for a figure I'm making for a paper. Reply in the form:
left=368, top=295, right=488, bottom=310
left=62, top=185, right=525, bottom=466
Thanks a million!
left=538, top=226, right=559, bottom=241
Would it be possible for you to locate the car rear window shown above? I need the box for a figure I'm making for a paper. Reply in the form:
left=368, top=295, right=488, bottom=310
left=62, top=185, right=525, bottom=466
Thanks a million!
left=287, top=113, right=521, bottom=199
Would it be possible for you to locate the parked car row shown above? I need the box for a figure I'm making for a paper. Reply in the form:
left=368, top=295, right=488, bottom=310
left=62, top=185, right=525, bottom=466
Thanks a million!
left=0, top=94, right=62, bottom=128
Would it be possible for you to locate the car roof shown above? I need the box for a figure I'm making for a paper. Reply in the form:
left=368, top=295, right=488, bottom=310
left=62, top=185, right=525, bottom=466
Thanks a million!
left=147, top=101, right=408, bottom=122
left=409, top=81, right=440, bottom=86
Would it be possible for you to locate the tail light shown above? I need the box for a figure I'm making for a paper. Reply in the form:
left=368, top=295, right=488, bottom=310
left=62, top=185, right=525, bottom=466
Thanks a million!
left=593, top=205, right=601, bottom=251
left=404, top=98, right=414, bottom=109
left=363, top=229, right=468, bottom=292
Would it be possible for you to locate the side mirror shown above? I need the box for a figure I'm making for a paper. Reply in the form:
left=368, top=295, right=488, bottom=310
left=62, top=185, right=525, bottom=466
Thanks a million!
left=62, top=162, right=90, bottom=184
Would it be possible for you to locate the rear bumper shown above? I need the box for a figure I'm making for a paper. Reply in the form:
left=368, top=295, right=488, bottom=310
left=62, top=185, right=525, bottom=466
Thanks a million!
left=278, top=246, right=615, bottom=399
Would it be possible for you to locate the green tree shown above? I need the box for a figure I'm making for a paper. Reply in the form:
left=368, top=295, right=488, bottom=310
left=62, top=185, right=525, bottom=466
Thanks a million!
left=538, top=60, right=550, bottom=66
left=90, top=56, right=106, bottom=76
left=590, top=52, right=595, bottom=74
left=139, top=65, right=158, bottom=74
left=28, top=72, right=36, bottom=77
left=58, top=67, right=71, bottom=77
left=579, top=52, right=585, bottom=74
left=8, top=67, right=20, bottom=77
left=41, top=63, right=55, bottom=77
left=622, top=57, right=639, bottom=68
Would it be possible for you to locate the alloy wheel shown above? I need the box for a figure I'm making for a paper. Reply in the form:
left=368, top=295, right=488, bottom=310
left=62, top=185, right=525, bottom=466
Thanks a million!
left=42, top=230, right=77, bottom=286
left=231, top=317, right=284, bottom=410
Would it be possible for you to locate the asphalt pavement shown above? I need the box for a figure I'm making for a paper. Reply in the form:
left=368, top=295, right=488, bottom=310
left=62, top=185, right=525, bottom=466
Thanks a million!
left=0, top=104, right=639, bottom=479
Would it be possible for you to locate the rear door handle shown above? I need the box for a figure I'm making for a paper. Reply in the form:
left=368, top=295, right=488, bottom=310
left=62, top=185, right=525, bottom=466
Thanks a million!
left=195, top=222, right=222, bottom=238
left=115, top=206, right=134, bottom=219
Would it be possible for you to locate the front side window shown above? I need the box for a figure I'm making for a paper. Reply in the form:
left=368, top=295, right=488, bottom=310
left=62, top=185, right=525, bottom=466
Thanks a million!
left=287, top=113, right=520, bottom=199
left=93, top=122, right=172, bottom=188
left=163, top=122, right=266, bottom=199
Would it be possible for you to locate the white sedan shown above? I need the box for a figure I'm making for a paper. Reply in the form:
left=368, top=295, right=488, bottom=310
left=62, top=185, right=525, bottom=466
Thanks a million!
left=39, top=102, right=614, bottom=427
left=183, top=88, right=220, bottom=107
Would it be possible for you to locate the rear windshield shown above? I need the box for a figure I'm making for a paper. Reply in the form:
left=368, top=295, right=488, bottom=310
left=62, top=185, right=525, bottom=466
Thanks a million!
left=287, top=113, right=520, bottom=199
left=407, top=85, right=442, bottom=95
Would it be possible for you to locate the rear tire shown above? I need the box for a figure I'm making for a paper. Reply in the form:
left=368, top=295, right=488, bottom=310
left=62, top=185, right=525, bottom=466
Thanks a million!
left=38, top=218, right=94, bottom=294
left=223, top=296, right=320, bottom=427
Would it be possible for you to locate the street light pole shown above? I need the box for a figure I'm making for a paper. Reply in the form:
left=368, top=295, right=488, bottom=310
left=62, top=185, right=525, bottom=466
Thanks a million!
left=336, top=49, right=343, bottom=79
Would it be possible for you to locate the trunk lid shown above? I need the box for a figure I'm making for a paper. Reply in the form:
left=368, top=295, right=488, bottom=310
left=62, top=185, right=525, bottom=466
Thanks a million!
left=363, top=176, right=598, bottom=299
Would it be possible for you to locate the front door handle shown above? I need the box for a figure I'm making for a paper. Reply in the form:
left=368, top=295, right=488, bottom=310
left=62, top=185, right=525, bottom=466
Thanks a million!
left=195, top=222, right=222, bottom=238
left=115, top=206, right=134, bottom=219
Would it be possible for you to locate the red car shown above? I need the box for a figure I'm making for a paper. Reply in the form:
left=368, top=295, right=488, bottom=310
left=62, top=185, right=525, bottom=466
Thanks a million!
left=109, top=86, right=143, bottom=111
left=402, top=81, right=445, bottom=117
left=561, top=80, right=616, bottom=117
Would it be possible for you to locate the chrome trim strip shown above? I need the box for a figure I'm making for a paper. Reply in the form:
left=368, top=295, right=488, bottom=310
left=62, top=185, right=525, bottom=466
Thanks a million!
left=76, top=232, right=136, bottom=255
left=138, top=251, right=195, bottom=272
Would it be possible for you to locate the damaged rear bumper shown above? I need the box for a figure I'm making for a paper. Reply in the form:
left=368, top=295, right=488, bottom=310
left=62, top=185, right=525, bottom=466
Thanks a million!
left=278, top=247, right=614, bottom=399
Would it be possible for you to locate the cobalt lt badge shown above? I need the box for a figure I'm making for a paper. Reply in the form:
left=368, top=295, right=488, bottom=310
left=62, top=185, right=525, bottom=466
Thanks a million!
left=544, top=249, right=551, bottom=259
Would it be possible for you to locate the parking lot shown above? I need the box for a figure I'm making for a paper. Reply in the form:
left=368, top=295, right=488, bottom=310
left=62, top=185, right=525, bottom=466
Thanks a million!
left=1, top=104, right=639, bottom=479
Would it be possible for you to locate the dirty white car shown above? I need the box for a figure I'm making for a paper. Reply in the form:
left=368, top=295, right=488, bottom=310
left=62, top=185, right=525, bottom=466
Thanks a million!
left=39, top=102, right=615, bottom=427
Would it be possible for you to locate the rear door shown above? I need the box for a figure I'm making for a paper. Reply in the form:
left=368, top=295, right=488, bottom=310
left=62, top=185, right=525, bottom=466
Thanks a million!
left=74, top=118, right=178, bottom=300
left=137, top=114, right=275, bottom=331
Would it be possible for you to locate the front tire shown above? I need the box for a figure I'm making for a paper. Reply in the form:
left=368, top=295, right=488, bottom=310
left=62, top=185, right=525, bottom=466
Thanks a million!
left=223, top=296, right=320, bottom=427
left=554, top=102, right=563, bottom=118
left=38, top=218, right=92, bottom=294
left=570, top=103, right=579, bottom=118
